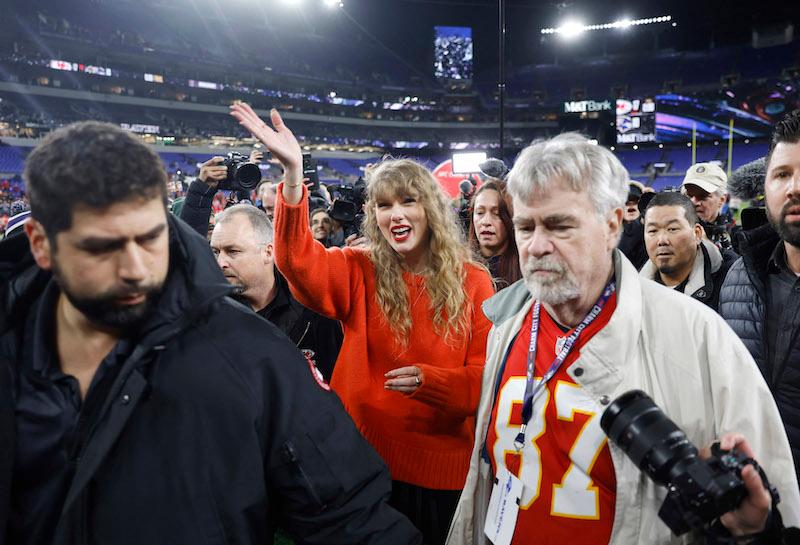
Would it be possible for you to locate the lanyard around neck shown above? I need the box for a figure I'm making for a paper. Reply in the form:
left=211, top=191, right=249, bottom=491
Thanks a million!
left=513, top=280, right=616, bottom=452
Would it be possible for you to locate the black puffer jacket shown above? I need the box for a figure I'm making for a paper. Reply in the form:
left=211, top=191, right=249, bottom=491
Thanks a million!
left=0, top=216, right=421, bottom=545
left=718, top=223, right=800, bottom=477
left=0, top=231, right=34, bottom=545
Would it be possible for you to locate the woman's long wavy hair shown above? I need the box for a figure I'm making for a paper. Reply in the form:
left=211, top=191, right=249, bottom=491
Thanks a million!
left=467, top=179, right=521, bottom=290
left=363, top=158, right=475, bottom=346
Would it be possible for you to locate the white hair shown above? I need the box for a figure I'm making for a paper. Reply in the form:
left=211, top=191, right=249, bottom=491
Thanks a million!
left=507, top=133, right=629, bottom=217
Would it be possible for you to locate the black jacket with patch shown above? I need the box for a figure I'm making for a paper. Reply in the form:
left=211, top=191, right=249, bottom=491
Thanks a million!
left=259, top=271, right=341, bottom=381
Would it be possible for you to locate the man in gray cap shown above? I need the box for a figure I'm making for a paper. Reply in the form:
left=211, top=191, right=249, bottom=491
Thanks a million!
left=681, top=162, right=738, bottom=252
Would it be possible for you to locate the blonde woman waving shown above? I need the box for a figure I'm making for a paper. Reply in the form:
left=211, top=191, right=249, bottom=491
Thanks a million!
left=231, top=103, right=493, bottom=545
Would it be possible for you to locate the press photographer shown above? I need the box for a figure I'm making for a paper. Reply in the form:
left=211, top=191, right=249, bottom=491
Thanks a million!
left=328, top=177, right=367, bottom=239
left=180, top=156, right=343, bottom=380
left=453, top=175, right=477, bottom=232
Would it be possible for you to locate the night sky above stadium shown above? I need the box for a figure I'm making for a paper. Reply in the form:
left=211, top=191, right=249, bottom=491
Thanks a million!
left=17, top=0, right=798, bottom=86
left=325, top=0, right=798, bottom=82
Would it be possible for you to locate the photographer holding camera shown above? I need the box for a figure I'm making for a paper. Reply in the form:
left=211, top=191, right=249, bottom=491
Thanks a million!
left=445, top=133, right=800, bottom=545
left=180, top=156, right=343, bottom=380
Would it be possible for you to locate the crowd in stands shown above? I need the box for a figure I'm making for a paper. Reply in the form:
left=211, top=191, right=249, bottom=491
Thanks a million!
left=4, top=0, right=797, bottom=141
left=11, top=2, right=423, bottom=88
left=0, top=176, right=26, bottom=235
left=0, top=87, right=541, bottom=150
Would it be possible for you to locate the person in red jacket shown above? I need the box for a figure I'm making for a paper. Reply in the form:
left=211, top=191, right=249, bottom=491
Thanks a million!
left=231, top=102, right=494, bottom=545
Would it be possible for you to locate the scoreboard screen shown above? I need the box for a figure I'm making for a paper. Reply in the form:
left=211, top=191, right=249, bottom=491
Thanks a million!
left=434, top=26, right=473, bottom=81
left=616, top=98, right=657, bottom=144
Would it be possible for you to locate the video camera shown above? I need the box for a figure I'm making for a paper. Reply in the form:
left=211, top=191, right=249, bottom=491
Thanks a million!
left=456, top=176, right=477, bottom=231
left=217, top=152, right=261, bottom=192
left=600, top=390, right=779, bottom=536
left=329, top=178, right=367, bottom=238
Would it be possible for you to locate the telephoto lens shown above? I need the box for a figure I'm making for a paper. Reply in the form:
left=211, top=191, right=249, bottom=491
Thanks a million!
left=600, top=390, right=751, bottom=536
left=230, top=160, right=261, bottom=191
left=600, top=390, right=697, bottom=486
left=218, top=152, right=261, bottom=191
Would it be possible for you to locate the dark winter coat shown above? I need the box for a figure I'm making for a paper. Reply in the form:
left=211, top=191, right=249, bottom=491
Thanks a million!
left=0, top=215, right=421, bottom=545
left=259, top=272, right=342, bottom=381
left=719, top=223, right=800, bottom=478
left=618, top=220, right=648, bottom=270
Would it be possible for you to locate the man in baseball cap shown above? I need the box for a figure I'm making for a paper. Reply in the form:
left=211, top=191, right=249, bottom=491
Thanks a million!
left=681, top=162, right=738, bottom=253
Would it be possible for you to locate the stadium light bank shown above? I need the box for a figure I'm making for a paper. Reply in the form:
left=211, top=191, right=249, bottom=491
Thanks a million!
left=281, top=0, right=344, bottom=7
left=541, top=15, right=673, bottom=39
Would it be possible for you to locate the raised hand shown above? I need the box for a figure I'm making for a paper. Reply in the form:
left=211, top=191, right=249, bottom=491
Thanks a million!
left=198, top=156, right=227, bottom=189
left=229, top=103, right=302, bottom=186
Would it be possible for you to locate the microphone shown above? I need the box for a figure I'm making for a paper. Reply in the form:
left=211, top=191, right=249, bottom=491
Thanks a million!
left=729, top=157, right=766, bottom=200
left=479, top=158, right=509, bottom=180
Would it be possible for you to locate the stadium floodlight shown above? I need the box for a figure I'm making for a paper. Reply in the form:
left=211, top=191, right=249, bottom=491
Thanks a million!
left=541, top=15, right=672, bottom=36
left=323, top=0, right=343, bottom=7
left=558, top=20, right=586, bottom=39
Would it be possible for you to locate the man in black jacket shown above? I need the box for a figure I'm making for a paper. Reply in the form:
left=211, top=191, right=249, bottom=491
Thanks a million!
left=616, top=181, right=649, bottom=270
left=719, top=109, right=800, bottom=482
left=210, top=203, right=342, bottom=380
left=181, top=166, right=342, bottom=381
left=0, top=121, right=421, bottom=545
left=639, top=191, right=737, bottom=311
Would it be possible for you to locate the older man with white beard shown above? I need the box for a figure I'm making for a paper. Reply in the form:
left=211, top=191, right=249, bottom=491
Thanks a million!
left=445, top=133, right=800, bottom=545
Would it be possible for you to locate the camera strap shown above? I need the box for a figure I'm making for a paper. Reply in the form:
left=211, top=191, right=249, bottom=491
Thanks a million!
left=513, top=280, right=615, bottom=452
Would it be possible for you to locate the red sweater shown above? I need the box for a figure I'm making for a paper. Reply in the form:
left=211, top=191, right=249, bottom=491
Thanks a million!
left=274, top=185, right=494, bottom=490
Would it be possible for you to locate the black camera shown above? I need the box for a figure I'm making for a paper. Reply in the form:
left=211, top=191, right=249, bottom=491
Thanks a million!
left=217, top=152, right=261, bottom=192
left=702, top=218, right=734, bottom=252
left=329, top=178, right=367, bottom=238
left=456, top=176, right=476, bottom=232
left=600, top=390, right=777, bottom=536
